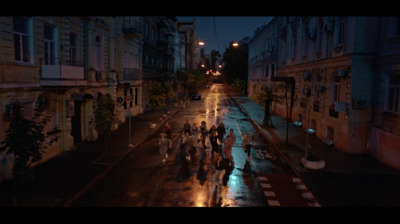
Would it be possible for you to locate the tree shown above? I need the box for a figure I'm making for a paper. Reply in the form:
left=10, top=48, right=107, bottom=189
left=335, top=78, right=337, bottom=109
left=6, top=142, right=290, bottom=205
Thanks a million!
left=92, top=93, right=117, bottom=155
left=231, top=78, right=247, bottom=94
left=250, top=84, right=284, bottom=127
left=191, top=68, right=207, bottom=91
left=176, top=68, right=206, bottom=97
left=210, top=50, right=221, bottom=72
left=161, top=81, right=175, bottom=102
left=222, top=38, right=249, bottom=90
left=148, top=81, right=167, bottom=121
left=0, top=95, right=50, bottom=206
left=176, top=69, right=189, bottom=99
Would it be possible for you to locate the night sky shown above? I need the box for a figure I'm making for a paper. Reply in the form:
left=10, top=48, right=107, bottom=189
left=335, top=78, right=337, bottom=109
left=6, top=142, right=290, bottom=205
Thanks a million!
left=177, top=16, right=273, bottom=54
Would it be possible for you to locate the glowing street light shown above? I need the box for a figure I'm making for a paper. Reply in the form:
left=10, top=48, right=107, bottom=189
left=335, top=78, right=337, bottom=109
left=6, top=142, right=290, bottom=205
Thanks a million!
left=199, top=41, right=205, bottom=46
left=232, top=42, right=239, bottom=47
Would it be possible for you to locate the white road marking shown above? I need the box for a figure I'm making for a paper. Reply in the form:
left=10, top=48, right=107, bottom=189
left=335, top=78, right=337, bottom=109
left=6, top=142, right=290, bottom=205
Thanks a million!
left=234, top=119, right=244, bottom=140
left=260, top=183, right=272, bottom=188
left=258, top=176, right=268, bottom=181
left=264, top=191, right=276, bottom=197
left=267, top=200, right=280, bottom=206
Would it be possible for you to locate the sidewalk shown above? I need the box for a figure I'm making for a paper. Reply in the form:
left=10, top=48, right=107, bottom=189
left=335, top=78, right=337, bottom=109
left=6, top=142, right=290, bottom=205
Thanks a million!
left=230, top=95, right=400, bottom=176
left=0, top=98, right=189, bottom=207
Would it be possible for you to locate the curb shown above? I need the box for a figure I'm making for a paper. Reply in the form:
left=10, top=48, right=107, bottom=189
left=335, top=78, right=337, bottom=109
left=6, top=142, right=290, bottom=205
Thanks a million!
left=60, top=99, right=190, bottom=207
left=229, top=95, right=301, bottom=176
left=230, top=95, right=324, bottom=206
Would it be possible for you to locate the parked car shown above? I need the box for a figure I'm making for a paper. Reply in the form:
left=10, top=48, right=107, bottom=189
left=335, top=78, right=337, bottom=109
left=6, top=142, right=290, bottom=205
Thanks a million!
left=191, top=91, right=201, bottom=100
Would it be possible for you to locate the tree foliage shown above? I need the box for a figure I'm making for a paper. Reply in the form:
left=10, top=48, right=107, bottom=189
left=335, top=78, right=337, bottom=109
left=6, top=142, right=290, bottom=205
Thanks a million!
left=162, top=82, right=175, bottom=101
left=250, top=84, right=285, bottom=127
left=0, top=94, right=50, bottom=182
left=176, top=68, right=206, bottom=97
left=148, top=81, right=167, bottom=111
left=231, top=78, right=247, bottom=94
left=92, top=93, right=117, bottom=156
left=222, top=38, right=249, bottom=89
left=92, top=93, right=117, bottom=137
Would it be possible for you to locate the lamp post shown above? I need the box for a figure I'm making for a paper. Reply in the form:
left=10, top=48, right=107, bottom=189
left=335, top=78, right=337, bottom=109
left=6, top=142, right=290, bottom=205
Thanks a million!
left=128, top=107, right=133, bottom=148
left=123, top=84, right=134, bottom=148
left=304, top=104, right=311, bottom=160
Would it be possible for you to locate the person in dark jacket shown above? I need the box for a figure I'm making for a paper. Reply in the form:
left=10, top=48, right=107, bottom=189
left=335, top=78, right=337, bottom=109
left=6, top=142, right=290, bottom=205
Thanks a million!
left=209, top=125, right=219, bottom=157
left=164, top=121, right=171, bottom=139
left=183, top=119, right=191, bottom=135
left=216, top=122, right=226, bottom=143
left=199, top=121, right=208, bottom=148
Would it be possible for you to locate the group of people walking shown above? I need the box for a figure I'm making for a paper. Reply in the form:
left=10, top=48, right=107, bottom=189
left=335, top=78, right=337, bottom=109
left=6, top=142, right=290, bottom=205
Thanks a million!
left=158, top=118, right=255, bottom=203
left=158, top=119, right=254, bottom=173
left=180, top=119, right=237, bottom=165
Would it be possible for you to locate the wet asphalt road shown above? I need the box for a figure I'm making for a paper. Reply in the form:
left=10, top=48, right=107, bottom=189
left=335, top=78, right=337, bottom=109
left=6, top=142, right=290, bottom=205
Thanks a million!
left=70, top=84, right=308, bottom=207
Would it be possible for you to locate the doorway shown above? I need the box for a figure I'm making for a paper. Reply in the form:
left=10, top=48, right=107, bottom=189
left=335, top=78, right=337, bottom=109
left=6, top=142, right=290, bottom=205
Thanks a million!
left=71, top=100, right=82, bottom=144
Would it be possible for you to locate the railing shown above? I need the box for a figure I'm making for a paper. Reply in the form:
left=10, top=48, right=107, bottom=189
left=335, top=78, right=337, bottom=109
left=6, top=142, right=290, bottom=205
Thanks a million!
left=122, top=19, right=143, bottom=37
left=40, top=58, right=84, bottom=80
left=40, top=58, right=84, bottom=67
left=122, top=68, right=142, bottom=81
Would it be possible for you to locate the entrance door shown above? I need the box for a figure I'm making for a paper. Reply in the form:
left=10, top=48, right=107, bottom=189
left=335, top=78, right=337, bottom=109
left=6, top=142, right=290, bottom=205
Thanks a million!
left=327, top=126, right=334, bottom=142
left=71, top=100, right=82, bottom=144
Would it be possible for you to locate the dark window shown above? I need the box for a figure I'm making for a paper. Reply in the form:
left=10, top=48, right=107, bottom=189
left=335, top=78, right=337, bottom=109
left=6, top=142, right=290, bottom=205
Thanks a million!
left=271, top=64, right=275, bottom=77
left=135, top=88, right=138, bottom=105
left=388, top=76, right=400, bottom=113
left=70, top=33, right=77, bottom=65
left=327, top=126, right=334, bottom=141
left=44, top=24, right=55, bottom=65
left=13, top=17, right=30, bottom=63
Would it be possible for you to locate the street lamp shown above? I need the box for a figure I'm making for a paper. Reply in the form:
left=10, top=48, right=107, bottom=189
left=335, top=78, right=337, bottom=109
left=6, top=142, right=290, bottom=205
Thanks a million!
left=232, top=42, right=239, bottom=47
left=199, top=41, right=205, bottom=46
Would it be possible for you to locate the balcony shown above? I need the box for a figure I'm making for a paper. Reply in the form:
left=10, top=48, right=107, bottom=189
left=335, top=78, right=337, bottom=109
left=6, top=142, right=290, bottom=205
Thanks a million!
left=0, top=63, right=38, bottom=87
left=120, top=68, right=142, bottom=82
left=122, top=20, right=143, bottom=39
left=40, top=58, right=86, bottom=86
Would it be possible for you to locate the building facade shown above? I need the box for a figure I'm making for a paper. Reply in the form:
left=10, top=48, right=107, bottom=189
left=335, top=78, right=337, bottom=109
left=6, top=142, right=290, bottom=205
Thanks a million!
left=0, top=16, right=198, bottom=181
left=248, top=16, right=400, bottom=169
left=369, top=17, right=400, bottom=169
left=141, top=16, right=176, bottom=111
left=0, top=16, right=144, bottom=163
left=248, top=18, right=278, bottom=95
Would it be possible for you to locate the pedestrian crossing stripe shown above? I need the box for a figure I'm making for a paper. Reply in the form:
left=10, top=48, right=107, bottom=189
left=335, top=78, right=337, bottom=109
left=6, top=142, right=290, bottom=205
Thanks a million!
left=291, top=176, right=322, bottom=207
left=260, top=183, right=272, bottom=188
left=267, top=200, right=280, bottom=206
left=295, top=184, right=307, bottom=190
left=264, top=191, right=276, bottom=197
left=258, top=176, right=268, bottom=181
left=257, top=173, right=322, bottom=207
left=301, top=192, right=314, bottom=199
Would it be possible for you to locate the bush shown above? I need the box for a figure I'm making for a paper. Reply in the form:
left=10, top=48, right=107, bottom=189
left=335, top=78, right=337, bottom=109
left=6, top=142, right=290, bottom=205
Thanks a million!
left=306, top=150, right=320, bottom=162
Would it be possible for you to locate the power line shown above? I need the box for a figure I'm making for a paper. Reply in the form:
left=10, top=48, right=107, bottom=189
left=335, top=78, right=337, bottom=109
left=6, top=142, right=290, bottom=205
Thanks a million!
left=213, top=16, right=219, bottom=52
